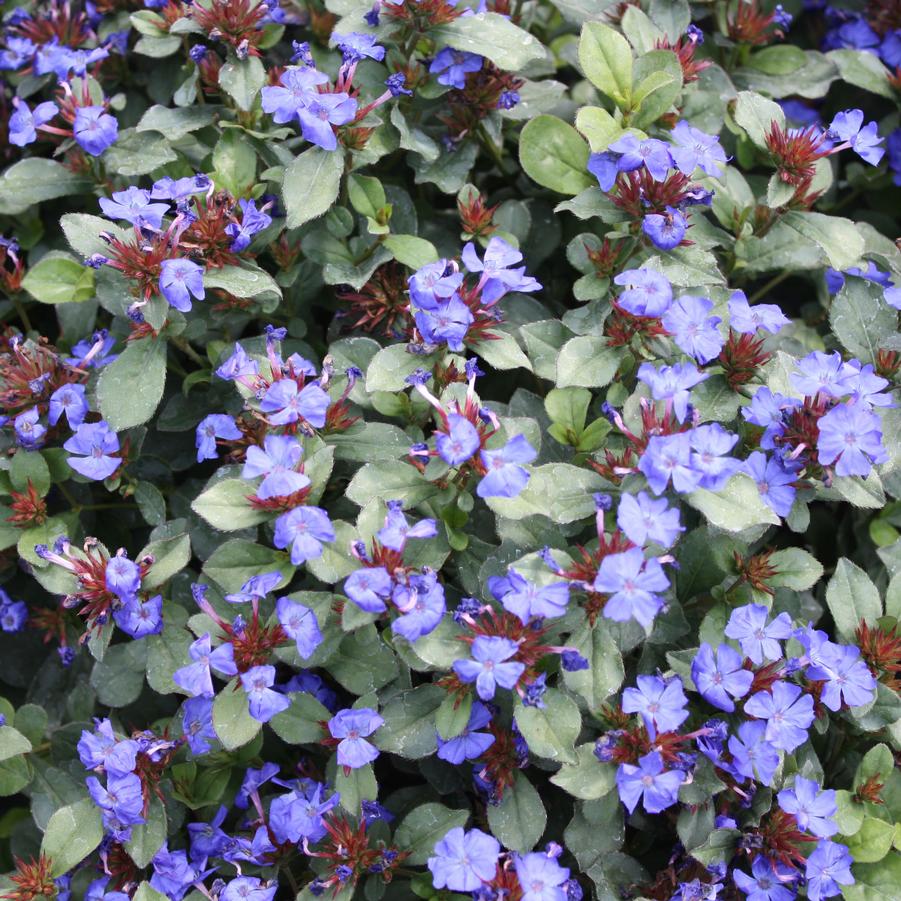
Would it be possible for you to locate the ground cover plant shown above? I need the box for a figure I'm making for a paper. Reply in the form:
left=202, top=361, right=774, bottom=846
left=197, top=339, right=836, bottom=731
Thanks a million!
left=1, top=0, right=900, bottom=898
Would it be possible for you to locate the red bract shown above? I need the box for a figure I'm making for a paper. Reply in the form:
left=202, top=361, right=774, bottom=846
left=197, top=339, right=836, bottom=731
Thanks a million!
left=727, top=0, right=788, bottom=45
left=190, top=0, right=268, bottom=56
left=1, top=855, right=57, bottom=901
left=856, top=619, right=901, bottom=691
left=7, top=483, right=48, bottom=528
left=336, top=262, right=413, bottom=337
left=11, top=0, right=92, bottom=46
left=765, top=123, right=830, bottom=188
left=719, top=329, right=773, bottom=388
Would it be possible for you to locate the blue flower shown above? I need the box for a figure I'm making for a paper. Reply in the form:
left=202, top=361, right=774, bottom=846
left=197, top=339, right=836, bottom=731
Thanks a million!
left=728, top=720, right=779, bottom=784
left=487, top=568, right=570, bottom=624
left=150, top=845, right=198, bottom=901
left=817, top=401, right=887, bottom=477
left=724, top=604, right=792, bottom=666
left=113, top=594, right=163, bottom=639
left=804, top=841, right=854, bottom=901
left=587, top=151, right=619, bottom=190
left=436, top=701, right=495, bottom=764
left=196, top=413, right=241, bottom=462
left=622, top=674, right=689, bottom=737
left=732, top=857, right=797, bottom=901
left=477, top=434, right=537, bottom=498
left=639, top=432, right=702, bottom=495
left=409, top=260, right=464, bottom=308
left=453, top=636, right=525, bottom=700
left=690, top=423, right=740, bottom=491
left=77, top=719, right=138, bottom=774
left=637, top=361, right=707, bottom=422
left=728, top=290, right=790, bottom=334
left=743, top=681, right=815, bottom=751
left=221, top=877, right=276, bottom=901
left=9, top=99, right=57, bottom=146
left=73, top=106, right=118, bottom=156
left=156, top=670, right=203, bottom=730
left=276, top=597, right=323, bottom=659
left=226, top=199, right=273, bottom=252
left=609, top=134, right=673, bottom=181
left=151, top=174, right=210, bottom=200
left=64, top=421, right=121, bottom=480
left=48, top=383, right=88, bottom=428
left=642, top=206, right=687, bottom=250
left=742, top=452, right=797, bottom=519
left=661, top=295, right=724, bottom=363
left=828, top=109, right=884, bottom=165
left=87, top=772, right=145, bottom=825
left=391, top=571, right=446, bottom=641
left=691, top=643, right=754, bottom=712
left=242, top=434, right=310, bottom=498
left=805, top=641, right=876, bottom=711
left=593, top=548, right=669, bottom=629
left=328, top=708, right=384, bottom=768
left=437, top=413, right=481, bottom=465
left=513, top=851, right=570, bottom=901
left=240, top=665, right=290, bottom=722
left=777, top=776, right=837, bottom=838
left=334, top=31, right=385, bottom=63
left=616, top=750, right=683, bottom=814
left=415, top=295, right=474, bottom=350
left=14, top=408, right=45, bottom=449
left=669, top=121, right=727, bottom=177
left=790, top=351, right=856, bottom=397
left=99, top=186, right=170, bottom=229
left=224, top=571, right=282, bottom=604
left=297, top=92, right=358, bottom=151
left=616, top=490, right=684, bottom=548
left=613, top=267, right=673, bottom=318
left=344, top=566, right=393, bottom=613
left=69, top=330, right=117, bottom=368
left=461, top=236, right=541, bottom=304
left=377, top=500, right=437, bottom=551
left=260, top=378, right=330, bottom=429
left=274, top=506, right=336, bottom=565
left=427, top=826, right=500, bottom=892
left=742, top=388, right=800, bottom=450
left=159, top=258, right=205, bottom=312
left=174, top=633, right=238, bottom=697
left=429, top=47, right=482, bottom=89
left=0, top=600, right=28, bottom=633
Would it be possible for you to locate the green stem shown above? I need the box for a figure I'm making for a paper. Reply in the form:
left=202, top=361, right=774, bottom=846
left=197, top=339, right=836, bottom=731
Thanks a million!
left=171, top=336, right=206, bottom=367
left=748, top=269, right=791, bottom=304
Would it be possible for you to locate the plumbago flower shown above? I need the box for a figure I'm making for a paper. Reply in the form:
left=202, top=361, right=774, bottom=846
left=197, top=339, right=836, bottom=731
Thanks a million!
left=3, top=3, right=901, bottom=900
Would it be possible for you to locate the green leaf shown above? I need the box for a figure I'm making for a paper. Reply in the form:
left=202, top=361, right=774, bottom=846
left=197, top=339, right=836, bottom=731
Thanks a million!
left=486, top=463, right=606, bottom=523
left=687, top=474, right=781, bottom=533
left=630, top=50, right=683, bottom=129
left=90, top=641, right=147, bottom=707
left=146, top=608, right=193, bottom=695
left=270, top=692, right=330, bottom=744
left=436, top=692, right=472, bottom=741
left=10, top=450, right=50, bottom=496
left=374, top=685, right=443, bottom=759
left=212, top=129, right=258, bottom=197
left=563, top=617, right=624, bottom=708
left=767, top=548, right=824, bottom=591
left=203, top=540, right=292, bottom=592
left=346, top=462, right=441, bottom=507
left=191, top=478, right=271, bottom=531
left=574, top=106, right=625, bottom=153
left=395, top=803, right=470, bottom=866
left=134, top=482, right=167, bottom=526
left=347, top=174, right=386, bottom=218
left=844, top=817, right=896, bottom=864
left=204, top=264, right=281, bottom=303
left=212, top=680, right=262, bottom=750
left=334, top=761, right=377, bottom=815
left=830, top=278, right=898, bottom=363
left=104, top=129, right=178, bottom=177
left=556, top=336, right=621, bottom=387
left=97, top=337, right=168, bottom=430
left=486, top=773, right=546, bottom=852
left=780, top=211, right=865, bottom=272
left=125, top=796, right=167, bottom=868
left=134, top=883, right=170, bottom=901
left=825, top=558, right=883, bottom=642
left=283, top=147, right=345, bottom=229
left=519, top=115, right=593, bottom=196
left=0, top=725, right=32, bottom=762
left=430, top=13, right=545, bottom=71
left=514, top=688, right=580, bottom=764
left=747, top=45, right=807, bottom=75
left=383, top=234, right=439, bottom=270
left=218, top=56, right=265, bottom=110
left=136, top=104, right=218, bottom=139
left=829, top=49, right=894, bottom=99
left=141, top=533, right=191, bottom=590
left=842, top=853, right=901, bottom=900
left=733, top=90, right=785, bottom=149
left=550, top=743, right=617, bottom=799
left=579, top=22, right=634, bottom=107
left=0, top=159, right=91, bottom=216
left=41, top=798, right=104, bottom=876
left=22, top=252, right=95, bottom=304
